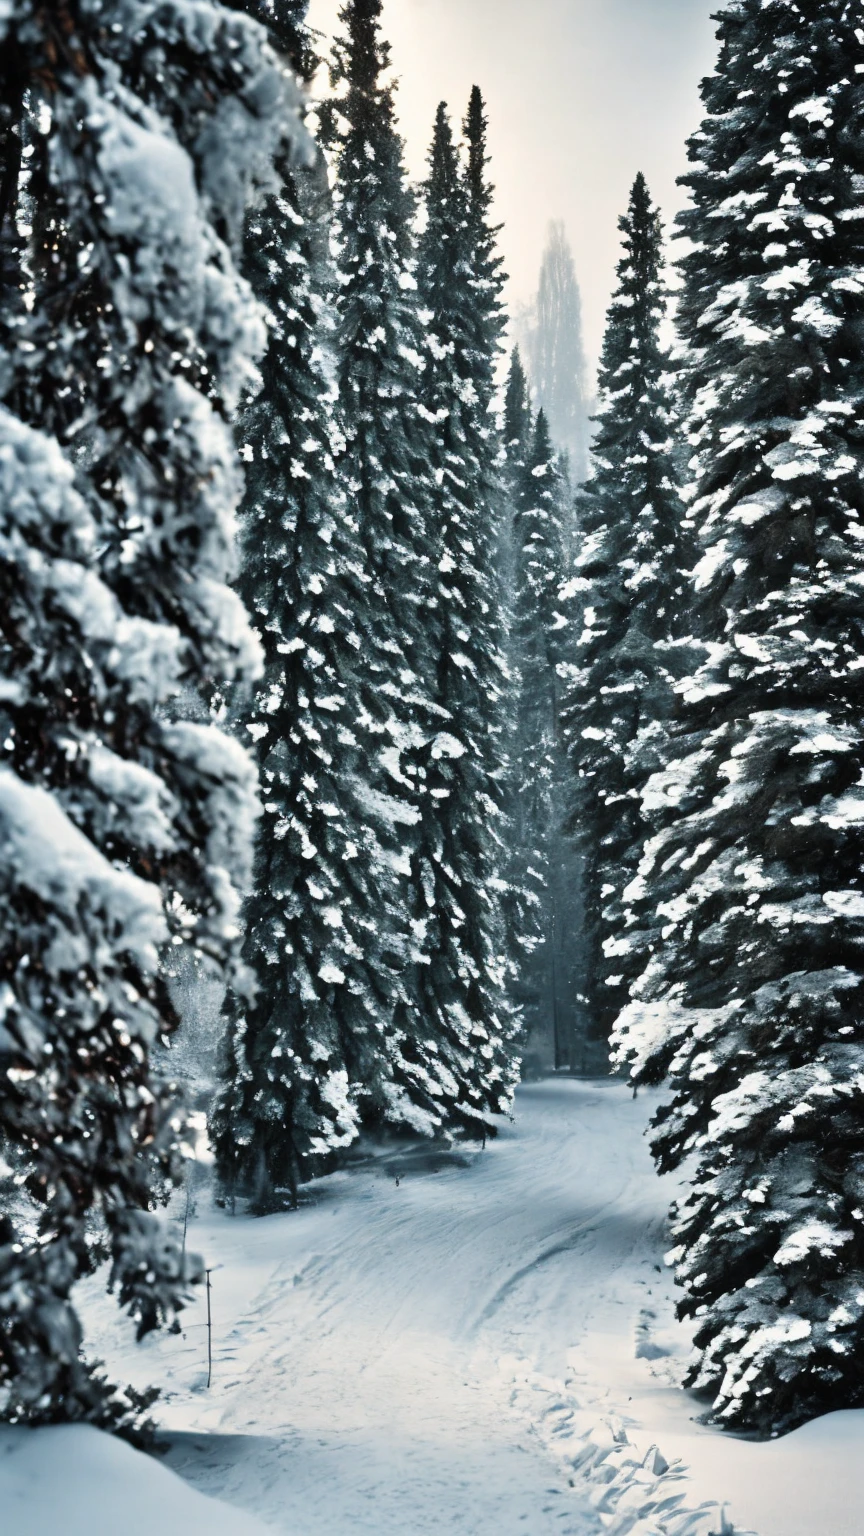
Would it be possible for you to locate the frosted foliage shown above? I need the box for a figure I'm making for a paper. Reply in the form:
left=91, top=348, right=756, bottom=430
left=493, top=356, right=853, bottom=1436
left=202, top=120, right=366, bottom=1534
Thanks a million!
left=318, top=13, right=519, bottom=1146
left=508, top=406, right=580, bottom=1065
left=412, top=98, right=520, bottom=1130
left=0, top=740, right=197, bottom=1419
left=82, top=0, right=308, bottom=237
left=0, top=0, right=300, bottom=1424
left=161, top=722, right=260, bottom=930
left=612, top=0, right=864, bottom=1434
left=212, top=1, right=443, bottom=1204
left=561, top=174, right=684, bottom=1050
left=44, top=83, right=266, bottom=674
left=0, top=768, right=166, bottom=978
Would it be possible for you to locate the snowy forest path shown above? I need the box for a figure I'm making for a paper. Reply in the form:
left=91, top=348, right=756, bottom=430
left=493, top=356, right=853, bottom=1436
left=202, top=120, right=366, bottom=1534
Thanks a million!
left=81, top=1079, right=707, bottom=1535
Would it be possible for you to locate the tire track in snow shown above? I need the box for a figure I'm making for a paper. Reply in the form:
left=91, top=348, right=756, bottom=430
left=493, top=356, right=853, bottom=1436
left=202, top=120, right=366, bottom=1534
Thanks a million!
left=466, top=1192, right=630, bottom=1342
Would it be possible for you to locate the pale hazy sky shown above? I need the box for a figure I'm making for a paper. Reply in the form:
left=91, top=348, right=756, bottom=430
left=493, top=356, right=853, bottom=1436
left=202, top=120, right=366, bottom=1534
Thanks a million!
left=307, top=0, right=719, bottom=367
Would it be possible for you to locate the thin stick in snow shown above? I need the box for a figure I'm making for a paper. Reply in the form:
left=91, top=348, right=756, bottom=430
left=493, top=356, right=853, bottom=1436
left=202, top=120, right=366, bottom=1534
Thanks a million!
left=206, top=1268, right=213, bottom=1389
left=182, top=1178, right=191, bottom=1266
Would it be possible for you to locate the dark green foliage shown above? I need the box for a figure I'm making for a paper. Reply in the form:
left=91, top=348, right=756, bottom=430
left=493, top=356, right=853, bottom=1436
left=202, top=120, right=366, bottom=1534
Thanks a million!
left=412, top=98, right=519, bottom=1132
left=503, top=347, right=533, bottom=478
left=226, top=0, right=316, bottom=76
left=509, top=410, right=579, bottom=1066
left=498, top=347, right=543, bottom=1040
left=513, top=410, right=568, bottom=878
left=210, top=53, right=406, bottom=1201
left=327, top=3, right=510, bottom=1136
left=563, top=173, right=684, bottom=1049
left=328, top=0, right=435, bottom=712
left=463, top=86, right=507, bottom=438
left=613, top=3, right=864, bottom=1434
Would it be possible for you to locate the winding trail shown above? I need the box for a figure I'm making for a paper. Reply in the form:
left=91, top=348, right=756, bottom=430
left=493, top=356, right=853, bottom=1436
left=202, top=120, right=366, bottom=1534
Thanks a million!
left=85, top=1077, right=851, bottom=1536
left=85, top=1079, right=680, bottom=1533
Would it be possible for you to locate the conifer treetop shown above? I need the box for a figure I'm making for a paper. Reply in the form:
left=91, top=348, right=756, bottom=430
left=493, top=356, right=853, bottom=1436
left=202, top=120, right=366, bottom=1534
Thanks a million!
left=420, top=102, right=470, bottom=321
left=328, top=0, right=419, bottom=396
left=462, top=85, right=507, bottom=406
left=331, top=0, right=397, bottom=137
left=504, top=346, right=532, bottom=460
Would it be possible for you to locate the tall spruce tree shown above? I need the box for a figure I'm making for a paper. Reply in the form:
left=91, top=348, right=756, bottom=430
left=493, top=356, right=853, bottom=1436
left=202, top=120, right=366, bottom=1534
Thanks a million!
left=463, top=86, right=507, bottom=485
left=503, top=348, right=533, bottom=489
left=211, top=1, right=410, bottom=1204
left=327, top=1, right=490, bottom=1137
left=327, top=0, right=435, bottom=720
left=497, top=347, right=548, bottom=1050
left=613, top=5, right=864, bottom=1434
left=501, top=347, right=532, bottom=598
left=562, top=173, right=683, bottom=1052
left=410, top=100, right=518, bottom=1133
left=0, top=0, right=294, bottom=1421
left=461, top=88, right=525, bottom=1095
left=510, top=410, right=579, bottom=1066
left=500, top=348, right=532, bottom=615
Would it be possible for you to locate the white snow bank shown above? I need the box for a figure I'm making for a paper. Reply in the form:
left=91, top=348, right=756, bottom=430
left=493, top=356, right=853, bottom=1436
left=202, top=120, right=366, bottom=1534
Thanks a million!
left=0, top=1424, right=274, bottom=1536
left=666, top=1409, right=864, bottom=1536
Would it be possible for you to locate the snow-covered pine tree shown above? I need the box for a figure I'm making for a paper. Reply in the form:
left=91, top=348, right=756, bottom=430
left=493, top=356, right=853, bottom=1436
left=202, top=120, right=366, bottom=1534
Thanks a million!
left=500, top=345, right=533, bottom=603
left=525, top=223, right=591, bottom=483
left=210, top=0, right=412, bottom=1205
left=562, top=173, right=683, bottom=1052
left=326, top=0, right=485, bottom=1139
left=510, top=409, right=579, bottom=1067
left=613, top=5, right=864, bottom=1434
left=463, top=86, right=507, bottom=478
left=0, top=0, right=295, bottom=1423
left=326, top=0, right=434, bottom=720
left=461, top=86, right=529, bottom=1084
left=498, top=345, right=544, bottom=1025
left=503, top=347, right=533, bottom=493
left=499, top=348, right=532, bottom=638
left=412, top=100, right=518, bottom=1133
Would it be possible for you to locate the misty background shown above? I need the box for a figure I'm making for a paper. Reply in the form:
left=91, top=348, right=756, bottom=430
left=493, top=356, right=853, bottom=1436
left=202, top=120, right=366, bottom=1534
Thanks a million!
left=307, top=0, right=719, bottom=368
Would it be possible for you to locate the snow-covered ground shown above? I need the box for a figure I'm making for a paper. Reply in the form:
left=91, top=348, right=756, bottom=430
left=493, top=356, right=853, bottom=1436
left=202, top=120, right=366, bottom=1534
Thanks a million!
left=50, top=1080, right=864, bottom=1533
left=0, top=1422, right=273, bottom=1535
